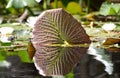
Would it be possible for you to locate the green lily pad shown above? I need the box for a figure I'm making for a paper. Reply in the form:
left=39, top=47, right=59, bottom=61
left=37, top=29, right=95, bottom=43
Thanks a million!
left=6, top=0, right=27, bottom=9
left=66, top=2, right=82, bottom=14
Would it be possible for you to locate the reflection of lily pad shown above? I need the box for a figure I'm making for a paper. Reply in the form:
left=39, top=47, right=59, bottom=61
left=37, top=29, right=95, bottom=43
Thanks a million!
left=32, top=8, right=91, bottom=76
left=107, top=47, right=120, bottom=52
left=88, top=43, right=113, bottom=75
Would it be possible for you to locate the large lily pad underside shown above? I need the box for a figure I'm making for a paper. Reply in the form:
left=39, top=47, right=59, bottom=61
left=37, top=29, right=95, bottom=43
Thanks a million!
left=32, top=8, right=91, bottom=76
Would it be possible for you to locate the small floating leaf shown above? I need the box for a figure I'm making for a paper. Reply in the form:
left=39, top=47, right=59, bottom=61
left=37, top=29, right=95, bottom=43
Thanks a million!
left=32, top=8, right=91, bottom=76
left=102, top=38, right=120, bottom=45
left=27, top=40, right=36, bottom=60
left=102, top=38, right=120, bottom=52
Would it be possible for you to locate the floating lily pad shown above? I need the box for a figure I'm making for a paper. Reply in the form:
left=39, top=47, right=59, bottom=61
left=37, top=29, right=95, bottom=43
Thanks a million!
left=6, top=0, right=27, bottom=9
left=27, top=40, right=36, bottom=60
left=102, top=38, right=120, bottom=52
left=103, top=38, right=120, bottom=45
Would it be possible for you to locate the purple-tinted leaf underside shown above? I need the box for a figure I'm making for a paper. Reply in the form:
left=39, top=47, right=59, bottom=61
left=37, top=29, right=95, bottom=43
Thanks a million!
left=32, top=8, right=91, bottom=76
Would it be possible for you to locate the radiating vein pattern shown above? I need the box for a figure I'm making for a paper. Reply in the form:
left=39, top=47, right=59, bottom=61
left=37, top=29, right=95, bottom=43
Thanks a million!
left=32, top=8, right=91, bottom=76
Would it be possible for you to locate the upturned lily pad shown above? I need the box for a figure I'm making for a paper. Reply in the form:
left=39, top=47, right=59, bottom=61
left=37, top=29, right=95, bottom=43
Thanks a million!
left=32, top=8, right=91, bottom=76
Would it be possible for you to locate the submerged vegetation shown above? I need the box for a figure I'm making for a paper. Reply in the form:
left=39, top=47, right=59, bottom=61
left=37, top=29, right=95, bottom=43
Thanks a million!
left=0, top=0, right=120, bottom=78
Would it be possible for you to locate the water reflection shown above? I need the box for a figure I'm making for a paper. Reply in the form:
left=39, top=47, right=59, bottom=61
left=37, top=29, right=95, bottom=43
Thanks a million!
left=88, top=43, right=113, bottom=75
left=0, top=60, right=11, bottom=68
left=0, top=43, right=119, bottom=78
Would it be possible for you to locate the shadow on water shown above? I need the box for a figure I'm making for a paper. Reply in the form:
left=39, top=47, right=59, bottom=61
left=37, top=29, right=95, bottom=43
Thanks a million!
left=0, top=43, right=120, bottom=78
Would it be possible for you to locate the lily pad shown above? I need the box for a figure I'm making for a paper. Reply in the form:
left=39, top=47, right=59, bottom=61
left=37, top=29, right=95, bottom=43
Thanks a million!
left=102, top=38, right=120, bottom=45
left=6, top=0, right=27, bottom=9
left=102, top=38, right=120, bottom=52
left=100, top=2, right=116, bottom=16
left=32, top=8, right=91, bottom=76
left=66, top=2, right=82, bottom=14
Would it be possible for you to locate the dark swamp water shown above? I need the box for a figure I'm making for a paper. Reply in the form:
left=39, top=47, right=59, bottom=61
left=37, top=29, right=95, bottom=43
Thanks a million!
left=0, top=44, right=120, bottom=78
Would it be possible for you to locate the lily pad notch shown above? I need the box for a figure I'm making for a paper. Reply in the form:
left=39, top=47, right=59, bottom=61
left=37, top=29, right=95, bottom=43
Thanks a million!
left=30, top=8, right=91, bottom=76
